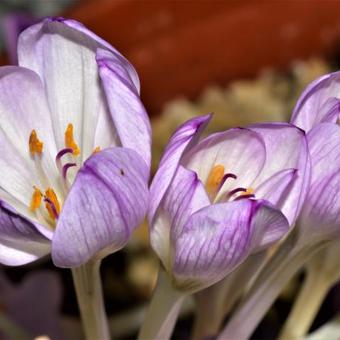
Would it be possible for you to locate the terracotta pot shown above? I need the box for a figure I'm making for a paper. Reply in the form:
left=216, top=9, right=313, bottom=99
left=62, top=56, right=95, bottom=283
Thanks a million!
left=66, top=1, right=340, bottom=115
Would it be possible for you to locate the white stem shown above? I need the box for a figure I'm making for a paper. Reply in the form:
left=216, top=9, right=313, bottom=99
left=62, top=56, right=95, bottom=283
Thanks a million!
left=279, top=268, right=331, bottom=340
left=192, top=251, right=266, bottom=340
left=138, top=269, right=185, bottom=340
left=218, top=233, right=327, bottom=340
left=71, top=259, right=110, bottom=340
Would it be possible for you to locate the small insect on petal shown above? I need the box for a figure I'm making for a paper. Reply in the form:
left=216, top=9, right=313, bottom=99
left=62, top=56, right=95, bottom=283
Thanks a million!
left=29, top=130, right=43, bottom=155
left=65, top=123, right=80, bottom=156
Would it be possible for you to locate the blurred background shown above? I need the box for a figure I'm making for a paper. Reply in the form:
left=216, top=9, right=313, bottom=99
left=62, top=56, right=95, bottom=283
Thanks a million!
left=0, top=1, right=340, bottom=339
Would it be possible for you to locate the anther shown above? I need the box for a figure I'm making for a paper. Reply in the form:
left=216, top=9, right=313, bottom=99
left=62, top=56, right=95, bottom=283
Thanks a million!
left=29, top=130, right=43, bottom=155
left=226, top=187, right=247, bottom=200
left=65, top=123, right=80, bottom=156
left=44, top=188, right=61, bottom=220
left=234, top=194, right=255, bottom=201
left=206, top=164, right=225, bottom=198
left=30, top=186, right=42, bottom=211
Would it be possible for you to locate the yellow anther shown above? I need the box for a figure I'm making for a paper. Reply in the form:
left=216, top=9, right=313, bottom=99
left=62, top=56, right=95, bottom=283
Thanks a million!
left=44, top=188, right=61, bottom=220
left=242, top=187, right=254, bottom=196
left=65, top=123, right=80, bottom=156
left=206, top=164, right=225, bottom=197
left=29, top=130, right=43, bottom=155
left=93, top=146, right=101, bottom=154
left=30, top=186, right=42, bottom=211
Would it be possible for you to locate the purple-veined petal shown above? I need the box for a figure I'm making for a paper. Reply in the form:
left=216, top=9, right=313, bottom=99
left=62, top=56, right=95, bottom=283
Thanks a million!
left=172, top=200, right=256, bottom=291
left=291, top=71, right=340, bottom=132
left=149, top=115, right=211, bottom=224
left=299, top=123, right=340, bottom=242
left=17, top=18, right=132, bottom=160
left=172, top=199, right=288, bottom=291
left=96, top=48, right=151, bottom=168
left=151, top=166, right=210, bottom=269
left=0, top=203, right=50, bottom=266
left=250, top=200, right=289, bottom=252
left=50, top=17, right=140, bottom=92
left=255, top=168, right=298, bottom=224
left=182, top=128, right=266, bottom=196
left=250, top=123, right=310, bottom=225
left=52, top=147, right=149, bottom=267
left=0, top=66, right=61, bottom=203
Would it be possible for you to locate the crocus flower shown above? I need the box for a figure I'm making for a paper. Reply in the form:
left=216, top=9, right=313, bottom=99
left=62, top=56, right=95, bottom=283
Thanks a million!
left=219, top=72, right=340, bottom=340
left=0, top=18, right=150, bottom=268
left=149, top=114, right=309, bottom=292
left=290, top=72, right=340, bottom=244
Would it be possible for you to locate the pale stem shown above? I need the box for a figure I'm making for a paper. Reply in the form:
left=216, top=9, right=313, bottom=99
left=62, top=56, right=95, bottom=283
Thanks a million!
left=218, top=233, right=327, bottom=340
left=191, top=251, right=266, bottom=340
left=138, top=269, right=185, bottom=340
left=71, top=259, right=110, bottom=340
left=279, top=268, right=331, bottom=340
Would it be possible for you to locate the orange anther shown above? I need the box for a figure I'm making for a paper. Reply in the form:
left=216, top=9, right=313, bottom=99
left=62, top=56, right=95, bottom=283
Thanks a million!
left=206, top=164, right=225, bottom=198
left=29, top=130, right=43, bottom=155
left=65, top=123, right=80, bottom=156
left=30, top=186, right=42, bottom=211
left=44, top=188, right=61, bottom=220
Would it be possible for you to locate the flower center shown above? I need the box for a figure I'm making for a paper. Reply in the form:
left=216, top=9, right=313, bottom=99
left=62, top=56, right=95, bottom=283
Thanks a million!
left=205, top=164, right=255, bottom=203
left=28, top=123, right=87, bottom=227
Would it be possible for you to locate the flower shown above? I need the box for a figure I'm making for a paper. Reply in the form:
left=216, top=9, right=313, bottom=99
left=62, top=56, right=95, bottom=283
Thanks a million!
left=0, top=18, right=150, bottom=267
left=149, top=115, right=309, bottom=292
left=290, top=72, right=340, bottom=244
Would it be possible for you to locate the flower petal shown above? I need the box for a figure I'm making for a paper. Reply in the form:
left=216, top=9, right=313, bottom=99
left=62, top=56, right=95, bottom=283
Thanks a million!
left=250, top=123, right=310, bottom=225
left=52, top=147, right=149, bottom=267
left=18, top=18, right=134, bottom=160
left=299, top=123, right=340, bottom=242
left=0, top=203, right=50, bottom=266
left=182, top=128, right=266, bottom=196
left=172, top=199, right=288, bottom=291
left=291, top=71, right=340, bottom=132
left=0, top=66, right=60, bottom=205
left=150, top=166, right=210, bottom=270
left=149, top=115, right=211, bottom=224
left=172, top=200, right=256, bottom=291
left=96, top=48, right=151, bottom=168
left=255, top=168, right=299, bottom=224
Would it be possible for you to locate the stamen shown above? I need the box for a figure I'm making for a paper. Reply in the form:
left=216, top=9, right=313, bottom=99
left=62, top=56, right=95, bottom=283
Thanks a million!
left=62, top=163, right=77, bottom=179
left=234, top=194, right=255, bottom=201
left=65, top=123, right=80, bottom=156
left=30, top=186, right=42, bottom=211
left=226, top=187, right=247, bottom=200
left=29, top=130, right=43, bottom=155
left=56, top=148, right=73, bottom=163
left=206, top=164, right=225, bottom=198
left=44, top=188, right=61, bottom=220
left=216, top=173, right=237, bottom=193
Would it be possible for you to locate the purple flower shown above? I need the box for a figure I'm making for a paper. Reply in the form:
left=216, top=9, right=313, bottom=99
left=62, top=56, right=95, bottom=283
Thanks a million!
left=0, top=18, right=150, bottom=267
left=149, top=115, right=309, bottom=291
left=290, top=73, right=340, bottom=244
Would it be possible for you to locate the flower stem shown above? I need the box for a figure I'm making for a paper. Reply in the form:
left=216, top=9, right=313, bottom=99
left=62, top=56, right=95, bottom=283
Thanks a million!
left=138, top=269, right=185, bottom=340
left=191, top=251, right=266, bottom=340
left=71, top=259, right=110, bottom=340
left=218, top=232, right=327, bottom=340
left=278, top=268, right=330, bottom=340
